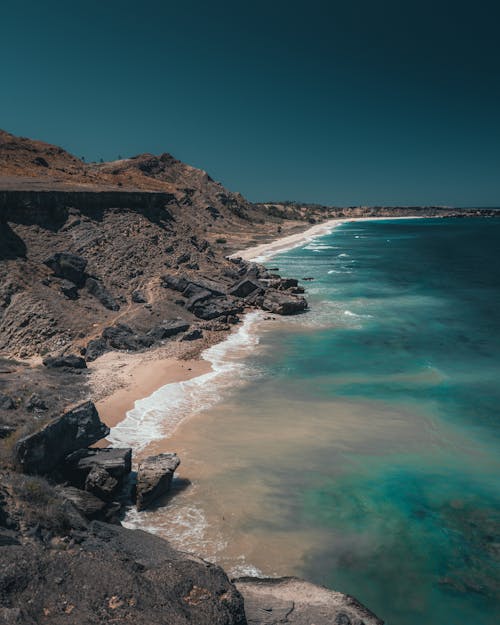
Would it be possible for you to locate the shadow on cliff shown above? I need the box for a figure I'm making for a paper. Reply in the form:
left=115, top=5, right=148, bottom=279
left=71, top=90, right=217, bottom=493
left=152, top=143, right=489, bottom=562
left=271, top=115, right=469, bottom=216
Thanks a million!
left=0, top=222, right=27, bottom=259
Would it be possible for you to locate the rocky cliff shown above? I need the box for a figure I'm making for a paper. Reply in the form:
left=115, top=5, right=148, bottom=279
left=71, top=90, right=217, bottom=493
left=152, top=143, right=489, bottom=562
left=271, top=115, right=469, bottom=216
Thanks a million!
left=1, top=128, right=497, bottom=624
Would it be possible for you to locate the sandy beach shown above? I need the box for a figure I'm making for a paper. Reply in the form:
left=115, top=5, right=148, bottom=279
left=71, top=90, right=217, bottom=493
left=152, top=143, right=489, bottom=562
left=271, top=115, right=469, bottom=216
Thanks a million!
left=90, top=219, right=333, bottom=432
left=92, top=215, right=427, bottom=437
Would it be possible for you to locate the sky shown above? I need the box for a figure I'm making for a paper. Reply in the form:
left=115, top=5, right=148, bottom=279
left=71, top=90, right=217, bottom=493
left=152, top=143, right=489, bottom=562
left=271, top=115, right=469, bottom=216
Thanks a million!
left=1, top=0, right=499, bottom=206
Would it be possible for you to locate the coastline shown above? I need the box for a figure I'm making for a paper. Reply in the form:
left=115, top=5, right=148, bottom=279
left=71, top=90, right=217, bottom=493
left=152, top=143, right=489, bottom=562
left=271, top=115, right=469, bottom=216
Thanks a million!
left=94, top=215, right=429, bottom=438
left=92, top=218, right=340, bottom=433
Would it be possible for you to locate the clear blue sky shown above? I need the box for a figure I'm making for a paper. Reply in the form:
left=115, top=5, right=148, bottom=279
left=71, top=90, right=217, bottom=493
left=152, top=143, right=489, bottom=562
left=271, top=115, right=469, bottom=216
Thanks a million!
left=1, top=0, right=499, bottom=206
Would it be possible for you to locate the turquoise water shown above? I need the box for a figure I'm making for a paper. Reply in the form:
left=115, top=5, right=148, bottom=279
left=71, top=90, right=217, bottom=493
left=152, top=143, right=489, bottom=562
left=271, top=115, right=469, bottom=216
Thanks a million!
left=255, top=218, right=500, bottom=624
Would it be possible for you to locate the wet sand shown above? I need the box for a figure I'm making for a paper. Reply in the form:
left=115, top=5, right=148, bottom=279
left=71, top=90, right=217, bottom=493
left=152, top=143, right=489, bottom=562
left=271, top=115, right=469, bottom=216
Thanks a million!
left=91, top=349, right=211, bottom=430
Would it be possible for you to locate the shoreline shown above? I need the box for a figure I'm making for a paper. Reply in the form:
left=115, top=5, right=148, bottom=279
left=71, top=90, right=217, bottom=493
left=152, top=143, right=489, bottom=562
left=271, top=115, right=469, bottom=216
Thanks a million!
left=94, top=215, right=429, bottom=437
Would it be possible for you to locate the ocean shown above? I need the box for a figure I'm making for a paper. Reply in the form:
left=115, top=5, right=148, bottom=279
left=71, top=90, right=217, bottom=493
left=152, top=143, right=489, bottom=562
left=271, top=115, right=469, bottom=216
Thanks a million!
left=114, top=217, right=500, bottom=625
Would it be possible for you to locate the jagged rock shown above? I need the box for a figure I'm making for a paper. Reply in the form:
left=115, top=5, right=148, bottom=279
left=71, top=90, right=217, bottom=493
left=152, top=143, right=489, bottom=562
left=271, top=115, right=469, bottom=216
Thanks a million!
left=136, top=453, right=180, bottom=511
left=229, top=278, right=263, bottom=298
left=181, top=329, right=203, bottom=341
left=102, top=324, right=154, bottom=350
left=85, top=337, right=108, bottom=361
left=44, top=252, right=87, bottom=287
left=278, top=278, right=299, bottom=290
left=131, top=290, right=147, bottom=303
left=14, top=401, right=109, bottom=474
left=56, top=486, right=108, bottom=520
left=63, top=448, right=132, bottom=486
left=234, top=577, right=383, bottom=625
left=25, top=393, right=47, bottom=412
left=191, top=297, right=243, bottom=320
left=85, top=277, right=120, bottom=311
left=85, top=466, right=119, bottom=501
left=43, top=354, right=87, bottom=369
left=262, top=290, right=308, bottom=315
left=148, top=320, right=190, bottom=340
left=0, top=393, right=15, bottom=410
left=161, top=273, right=189, bottom=292
left=59, top=279, right=79, bottom=299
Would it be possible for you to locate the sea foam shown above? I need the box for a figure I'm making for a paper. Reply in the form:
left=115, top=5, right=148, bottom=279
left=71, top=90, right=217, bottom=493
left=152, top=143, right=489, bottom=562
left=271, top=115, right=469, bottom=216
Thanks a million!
left=107, top=311, right=265, bottom=451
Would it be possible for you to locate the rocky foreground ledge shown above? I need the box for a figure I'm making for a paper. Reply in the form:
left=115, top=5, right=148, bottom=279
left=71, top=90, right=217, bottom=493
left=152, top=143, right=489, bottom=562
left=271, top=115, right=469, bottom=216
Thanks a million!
left=0, top=400, right=383, bottom=624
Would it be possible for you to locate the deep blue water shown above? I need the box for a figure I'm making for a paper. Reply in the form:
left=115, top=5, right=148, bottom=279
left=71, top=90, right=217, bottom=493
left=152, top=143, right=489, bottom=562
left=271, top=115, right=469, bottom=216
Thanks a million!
left=258, top=218, right=500, bottom=624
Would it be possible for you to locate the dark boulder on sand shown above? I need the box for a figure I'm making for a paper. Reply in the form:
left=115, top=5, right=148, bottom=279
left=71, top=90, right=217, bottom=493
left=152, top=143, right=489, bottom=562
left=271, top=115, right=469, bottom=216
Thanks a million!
left=136, top=453, right=180, bottom=511
left=14, top=401, right=109, bottom=475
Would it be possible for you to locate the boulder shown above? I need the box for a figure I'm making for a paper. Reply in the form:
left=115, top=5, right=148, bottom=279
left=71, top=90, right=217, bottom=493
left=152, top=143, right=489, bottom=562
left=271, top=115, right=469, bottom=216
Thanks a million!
left=191, top=297, right=243, bottom=320
left=0, top=393, right=15, bottom=410
left=25, top=393, right=47, bottom=412
left=63, top=447, right=132, bottom=486
left=85, top=337, right=108, bottom=361
left=181, top=329, right=203, bottom=341
left=229, top=278, right=263, bottom=298
left=0, top=425, right=16, bottom=439
left=43, top=354, right=87, bottom=369
left=44, top=252, right=87, bottom=287
left=234, top=577, right=383, bottom=625
left=85, top=466, right=119, bottom=501
left=131, top=289, right=147, bottom=303
left=262, top=290, right=308, bottom=315
left=59, top=279, right=79, bottom=299
left=278, top=278, right=299, bottom=290
left=148, top=320, right=190, bottom=340
left=56, top=486, right=108, bottom=520
left=136, top=453, right=180, bottom=511
left=161, top=273, right=189, bottom=292
left=85, top=277, right=120, bottom=311
left=14, top=401, right=109, bottom=475
left=102, top=324, right=154, bottom=351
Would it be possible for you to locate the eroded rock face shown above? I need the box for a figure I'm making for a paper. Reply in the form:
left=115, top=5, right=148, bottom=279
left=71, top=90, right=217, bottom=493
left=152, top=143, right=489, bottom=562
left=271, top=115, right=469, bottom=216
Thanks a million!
left=14, top=401, right=109, bottom=474
left=262, top=290, right=308, bottom=315
left=234, top=577, right=384, bottom=625
left=136, top=453, right=180, bottom=511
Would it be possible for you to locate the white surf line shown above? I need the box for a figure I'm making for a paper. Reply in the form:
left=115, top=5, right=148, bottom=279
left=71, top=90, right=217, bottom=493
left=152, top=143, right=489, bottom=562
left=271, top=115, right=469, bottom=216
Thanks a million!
left=107, top=311, right=264, bottom=451
left=233, top=215, right=427, bottom=264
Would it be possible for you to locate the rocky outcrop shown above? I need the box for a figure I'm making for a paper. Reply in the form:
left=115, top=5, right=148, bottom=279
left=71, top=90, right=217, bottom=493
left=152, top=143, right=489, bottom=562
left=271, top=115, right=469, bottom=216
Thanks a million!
left=56, top=485, right=109, bottom=521
left=84, top=465, right=120, bottom=501
left=14, top=401, right=109, bottom=474
left=85, top=277, right=120, bottom=311
left=0, top=521, right=246, bottom=625
left=43, top=354, right=87, bottom=369
left=63, top=447, right=132, bottom=487
left=235, top=577, right=383, bottom=625
left=147, top=319, right=190, bottom=340
left=136, top=453, right=180, bottom=511
left=44, top=252, right=87, bottom=287
left=262, top=290, right=308, bottom=315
